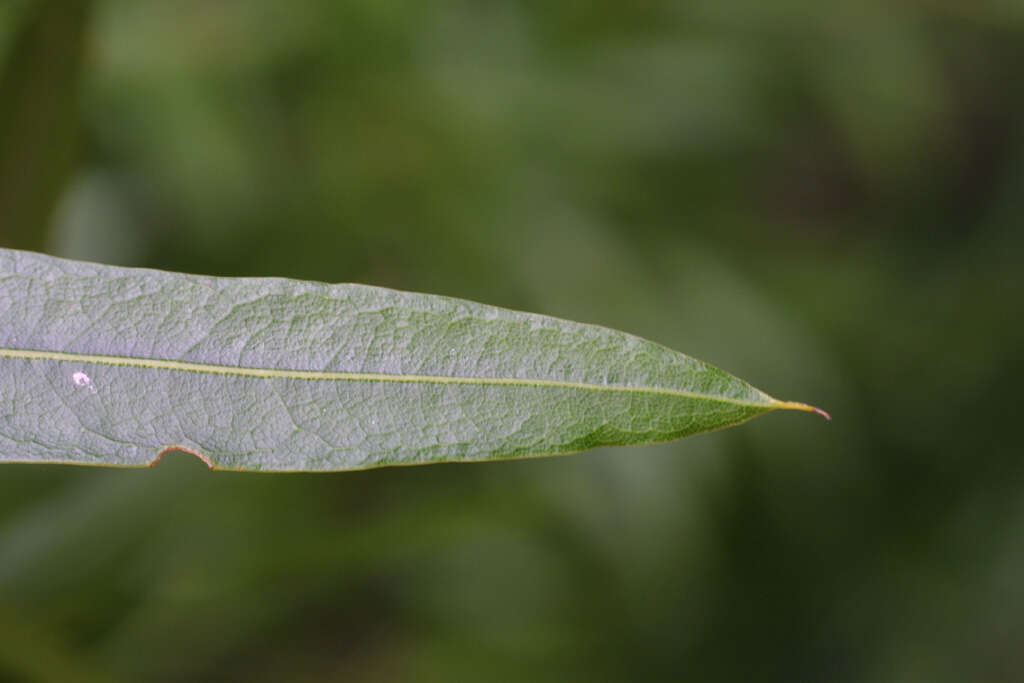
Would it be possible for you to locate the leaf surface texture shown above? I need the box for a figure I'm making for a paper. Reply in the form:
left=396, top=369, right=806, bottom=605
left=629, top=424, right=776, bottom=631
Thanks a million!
left=0, top=249, right=821, bottom=470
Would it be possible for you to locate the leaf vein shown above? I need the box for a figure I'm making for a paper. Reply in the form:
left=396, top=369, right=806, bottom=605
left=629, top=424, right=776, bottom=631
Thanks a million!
left=0, top=347, right=774, bottom=410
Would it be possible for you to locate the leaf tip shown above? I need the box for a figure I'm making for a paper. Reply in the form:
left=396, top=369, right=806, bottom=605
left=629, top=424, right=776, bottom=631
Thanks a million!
left=772, top=400, right=831, bottom=421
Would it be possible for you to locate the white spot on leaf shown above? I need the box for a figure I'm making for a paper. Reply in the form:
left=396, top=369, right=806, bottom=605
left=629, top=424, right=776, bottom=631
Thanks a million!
left=72, top=370, right=97, bottom=394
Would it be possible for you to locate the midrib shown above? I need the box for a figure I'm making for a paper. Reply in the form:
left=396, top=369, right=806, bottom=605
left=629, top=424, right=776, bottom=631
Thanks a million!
left=0, top=346, right=782, bottom=410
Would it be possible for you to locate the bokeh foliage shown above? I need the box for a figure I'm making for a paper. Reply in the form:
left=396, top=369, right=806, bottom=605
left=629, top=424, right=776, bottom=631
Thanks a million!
left=1, top=0, right=1022, bottom=680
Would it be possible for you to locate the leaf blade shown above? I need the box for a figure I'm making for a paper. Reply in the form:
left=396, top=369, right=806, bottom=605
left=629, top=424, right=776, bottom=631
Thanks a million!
left=0, top=248, right=822, bottom=471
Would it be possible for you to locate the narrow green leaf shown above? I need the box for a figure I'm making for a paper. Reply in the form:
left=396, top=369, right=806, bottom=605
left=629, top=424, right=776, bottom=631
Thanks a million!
left=0, top=248, right=826, bottom=471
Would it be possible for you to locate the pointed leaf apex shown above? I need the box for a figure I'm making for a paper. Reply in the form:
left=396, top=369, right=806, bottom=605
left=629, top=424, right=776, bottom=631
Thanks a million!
left=772, top=400, right=831, bottom=421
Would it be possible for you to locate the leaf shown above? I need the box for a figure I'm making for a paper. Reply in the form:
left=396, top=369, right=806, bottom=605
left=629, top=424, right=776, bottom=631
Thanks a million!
left=0, top=248, right=827, bottom=471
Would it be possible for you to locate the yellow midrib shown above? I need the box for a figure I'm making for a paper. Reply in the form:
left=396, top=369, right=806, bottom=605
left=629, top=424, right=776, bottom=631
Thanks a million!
left=0, top=346, right=788, bottom=411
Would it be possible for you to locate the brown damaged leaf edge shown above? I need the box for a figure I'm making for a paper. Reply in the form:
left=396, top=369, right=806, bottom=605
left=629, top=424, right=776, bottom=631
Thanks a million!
left=150, top=446, right=215, bottom=470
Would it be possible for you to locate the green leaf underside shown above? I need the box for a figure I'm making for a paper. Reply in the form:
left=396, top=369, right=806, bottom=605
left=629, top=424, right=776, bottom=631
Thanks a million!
left=0, top=249, right=822, bottom=471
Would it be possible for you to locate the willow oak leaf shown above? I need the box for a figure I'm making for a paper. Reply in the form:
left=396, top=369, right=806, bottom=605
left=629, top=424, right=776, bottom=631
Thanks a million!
left=0, top=248, right=827, bottom=471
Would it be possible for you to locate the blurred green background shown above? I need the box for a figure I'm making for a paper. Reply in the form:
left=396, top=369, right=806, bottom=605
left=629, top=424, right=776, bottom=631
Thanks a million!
left=1, top=0, right=1023, bottom=681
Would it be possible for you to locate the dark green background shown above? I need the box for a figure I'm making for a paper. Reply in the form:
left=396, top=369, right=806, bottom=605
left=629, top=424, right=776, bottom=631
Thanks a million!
left=1, top=1, right=1022, bottom=681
